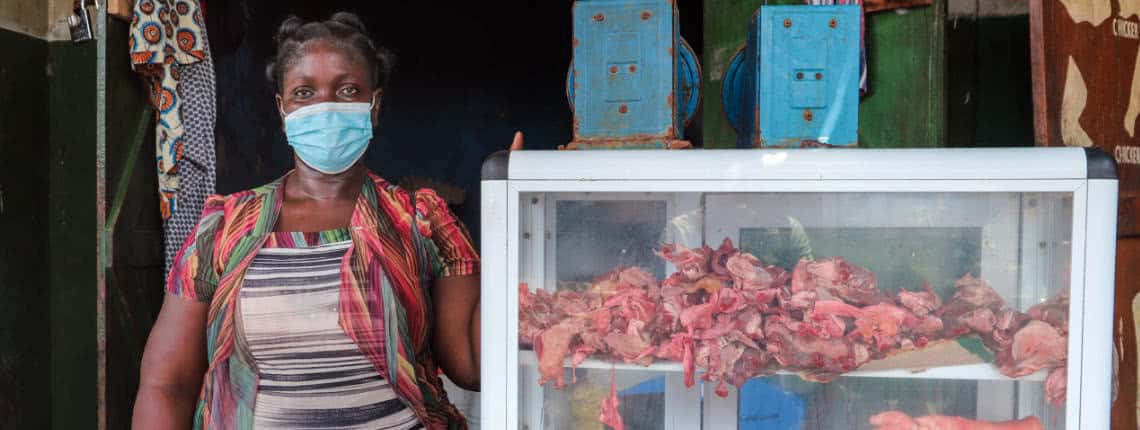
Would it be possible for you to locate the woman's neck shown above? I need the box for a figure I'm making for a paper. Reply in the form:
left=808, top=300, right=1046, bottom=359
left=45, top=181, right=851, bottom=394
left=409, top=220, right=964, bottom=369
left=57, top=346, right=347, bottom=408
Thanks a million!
left=285, top=162, right=367, bottom=201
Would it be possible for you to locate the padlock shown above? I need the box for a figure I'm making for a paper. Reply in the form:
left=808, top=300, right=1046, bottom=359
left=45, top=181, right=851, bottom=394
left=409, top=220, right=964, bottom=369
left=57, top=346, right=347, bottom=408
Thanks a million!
left=68, top=0, right=95, bottom=43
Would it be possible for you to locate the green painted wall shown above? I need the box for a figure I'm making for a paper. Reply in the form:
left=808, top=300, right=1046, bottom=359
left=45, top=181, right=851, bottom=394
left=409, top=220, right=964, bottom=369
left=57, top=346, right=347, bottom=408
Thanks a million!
left=0, top=25, right=101, bottom=430
left=47, top=39, right=99, bottom=430
left=0, top=26, right=52, bottom=430
left=702, top=1, right=947, bottom=148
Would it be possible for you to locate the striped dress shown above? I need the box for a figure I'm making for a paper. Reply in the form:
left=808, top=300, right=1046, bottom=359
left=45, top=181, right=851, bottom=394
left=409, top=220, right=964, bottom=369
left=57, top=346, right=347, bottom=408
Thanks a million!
left=167, top=173, right=479, bottom=429
left=236, top=230, right=422, bottom=430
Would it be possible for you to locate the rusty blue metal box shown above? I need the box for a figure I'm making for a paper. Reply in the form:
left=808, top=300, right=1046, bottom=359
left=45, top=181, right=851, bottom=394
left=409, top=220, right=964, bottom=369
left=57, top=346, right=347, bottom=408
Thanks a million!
left=724, top=5, right=861, bottom=148
left=565, top=0, right=700, bottom=149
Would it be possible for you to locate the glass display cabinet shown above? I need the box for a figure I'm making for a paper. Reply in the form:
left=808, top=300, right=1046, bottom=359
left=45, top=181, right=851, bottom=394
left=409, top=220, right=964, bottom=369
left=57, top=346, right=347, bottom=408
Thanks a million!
left=480, top=148, right=1118, bottom=430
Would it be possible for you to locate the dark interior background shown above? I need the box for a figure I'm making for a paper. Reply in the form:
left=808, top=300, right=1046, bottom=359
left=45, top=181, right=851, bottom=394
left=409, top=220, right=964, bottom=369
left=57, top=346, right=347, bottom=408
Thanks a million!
left=206, top=0, right=703, bottom=243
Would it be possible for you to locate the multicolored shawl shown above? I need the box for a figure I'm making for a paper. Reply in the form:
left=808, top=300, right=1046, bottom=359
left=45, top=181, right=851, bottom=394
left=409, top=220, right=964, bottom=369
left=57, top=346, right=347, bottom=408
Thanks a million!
left=167, top=171, right=479, bottom=429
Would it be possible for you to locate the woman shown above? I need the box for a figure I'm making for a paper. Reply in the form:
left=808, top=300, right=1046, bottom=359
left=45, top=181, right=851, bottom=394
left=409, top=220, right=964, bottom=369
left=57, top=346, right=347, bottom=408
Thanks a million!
left=132, top=12, right=519, bottom=429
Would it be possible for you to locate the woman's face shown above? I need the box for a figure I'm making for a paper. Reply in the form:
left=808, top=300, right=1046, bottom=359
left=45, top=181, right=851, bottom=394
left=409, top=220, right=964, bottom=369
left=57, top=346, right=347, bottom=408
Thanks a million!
left=276, top=40, right=381, bottom=122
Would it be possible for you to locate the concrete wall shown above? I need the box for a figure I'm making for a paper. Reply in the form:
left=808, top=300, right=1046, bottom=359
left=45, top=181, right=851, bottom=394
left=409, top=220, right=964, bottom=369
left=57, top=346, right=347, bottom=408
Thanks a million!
left=0, top=0, right=75, bottom=41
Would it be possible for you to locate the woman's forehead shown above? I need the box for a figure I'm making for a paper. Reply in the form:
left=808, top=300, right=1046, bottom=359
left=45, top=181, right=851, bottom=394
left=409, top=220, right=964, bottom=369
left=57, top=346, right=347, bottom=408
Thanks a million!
left=285, top=40, right=370, bottom=81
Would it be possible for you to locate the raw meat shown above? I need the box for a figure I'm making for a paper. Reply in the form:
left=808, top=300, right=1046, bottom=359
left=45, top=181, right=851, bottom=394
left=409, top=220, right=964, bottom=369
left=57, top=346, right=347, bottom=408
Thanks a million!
left=909, top=314, right=945, bottom=338
left=656, top=244, right=711, bottom=281
left=783, top=290, right=818, bottom=310
left=764, top=315, right=870, bottom=381
left=1045, top=367, right=1067, bottom=407
left=679, top=294, right=719, bottom=331
left=957, top=308, right=998, bottom=334
left=535, top=319, right=587, bottom=388
left=725, top=348, right=773, bottom=387
left=604, top=321, right=656, bottom=365
left=812, top=300, right=933, bottom=351
left=939, top=273, right=1005, bottom=319
left=848, top=303, right=914, bottom=352
left=710, top=237, right=737, bottom=276
left=736, top=308, right=765, bottom=340
left=1027, top=291, right=1069, bottom=333
left=655, top=333, right=697, bottom=386
left=617, top=266, right=658, bottom=290
left=868, top=411, right=919, bottom=429
left=898, top=283, right=942, bottom=316
left=791, top=257, right=889, bottom=306
left=999, top=320, right=1067, bottom=378
left=692, top=275, right=729, bottom=295
left=869, top=411, right=1044, bottom=430
left=726, top=252, right=789, bottom=290
left=599, top=370, right=624, bottom=430
left=518, top=237, right=1074, bottom=427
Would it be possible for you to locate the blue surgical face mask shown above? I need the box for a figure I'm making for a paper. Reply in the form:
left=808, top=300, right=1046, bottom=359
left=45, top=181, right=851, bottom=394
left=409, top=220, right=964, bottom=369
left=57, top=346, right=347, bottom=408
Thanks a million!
left=282, top=98, right=375, bottom=174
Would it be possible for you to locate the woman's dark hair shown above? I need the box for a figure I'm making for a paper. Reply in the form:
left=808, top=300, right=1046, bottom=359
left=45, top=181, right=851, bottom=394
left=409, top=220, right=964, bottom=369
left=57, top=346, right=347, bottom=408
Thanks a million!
left=265, top=12, right=395, bottom=93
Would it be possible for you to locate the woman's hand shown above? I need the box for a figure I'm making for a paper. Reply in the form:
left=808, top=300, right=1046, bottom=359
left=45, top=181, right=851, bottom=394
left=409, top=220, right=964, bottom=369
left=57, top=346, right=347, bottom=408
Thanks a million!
left=510, top=131, right=524, bottom=151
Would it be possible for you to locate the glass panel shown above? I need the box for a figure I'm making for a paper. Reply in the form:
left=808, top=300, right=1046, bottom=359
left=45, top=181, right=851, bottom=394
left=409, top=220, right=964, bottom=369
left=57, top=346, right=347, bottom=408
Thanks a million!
left=516, top=191, right=1073, bottom=430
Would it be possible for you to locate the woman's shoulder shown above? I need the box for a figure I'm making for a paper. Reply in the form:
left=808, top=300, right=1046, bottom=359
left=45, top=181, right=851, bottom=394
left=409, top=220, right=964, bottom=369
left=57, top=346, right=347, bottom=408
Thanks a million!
left=202, top=176, right=286, bottom=212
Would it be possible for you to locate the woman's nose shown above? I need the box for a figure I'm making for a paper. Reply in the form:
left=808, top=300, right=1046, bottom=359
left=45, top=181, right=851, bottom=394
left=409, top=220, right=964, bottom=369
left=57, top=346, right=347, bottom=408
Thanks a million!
left=311, top=91, right=338, bottom=104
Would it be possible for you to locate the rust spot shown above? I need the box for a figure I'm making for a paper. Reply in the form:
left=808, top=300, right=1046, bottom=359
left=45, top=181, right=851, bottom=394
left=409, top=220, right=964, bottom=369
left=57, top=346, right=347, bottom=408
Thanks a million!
left=829, top=18, right=837, bottom=28
left=610, top=65, right=619, bottom=74
left=784, top=19, right=792, bottom=28
left=667, top=93, right=674, bottom=107
left=594, top=13, right=605, bottom=22
left=629, top=65, right=637, bottom=73
left=796, top=72, right=804, bottom=80
left=803, top=109, right=814, bottom=122
left=564, top=136, right=694, bottom=150
left=642, top=10, right=652, bottom=20
left=669, top=47, right=676, bottom=58
left=754, top=106, right=762, bottom=147
left=815, top=72, right=823, bottom=80
left=572, top=37, right=579, bottom=47
left=800, top=140, right=835, bottom=148
left=619, top=104, right=629, bottom=114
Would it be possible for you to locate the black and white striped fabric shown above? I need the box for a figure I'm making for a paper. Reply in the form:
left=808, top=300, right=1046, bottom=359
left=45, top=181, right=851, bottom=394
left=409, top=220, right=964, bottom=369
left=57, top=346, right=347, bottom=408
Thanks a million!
left=238, top=240, right=422, bottom=430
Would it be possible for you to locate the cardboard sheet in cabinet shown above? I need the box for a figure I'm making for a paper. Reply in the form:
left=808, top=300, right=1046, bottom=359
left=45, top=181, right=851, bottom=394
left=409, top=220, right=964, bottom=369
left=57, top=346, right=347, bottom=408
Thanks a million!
left=856, top=338, right=990, bottom=372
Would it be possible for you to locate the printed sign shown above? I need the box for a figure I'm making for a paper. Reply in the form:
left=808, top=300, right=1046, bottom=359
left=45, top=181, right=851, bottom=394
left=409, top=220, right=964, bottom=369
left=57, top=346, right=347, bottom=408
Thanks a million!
left=1032, top=0, right=1140, bottom=237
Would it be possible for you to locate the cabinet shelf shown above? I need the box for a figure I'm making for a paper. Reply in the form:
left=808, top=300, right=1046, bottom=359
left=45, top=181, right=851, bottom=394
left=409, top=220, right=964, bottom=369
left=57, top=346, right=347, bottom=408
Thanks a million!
left=517, top=350, right=1047, bottom=382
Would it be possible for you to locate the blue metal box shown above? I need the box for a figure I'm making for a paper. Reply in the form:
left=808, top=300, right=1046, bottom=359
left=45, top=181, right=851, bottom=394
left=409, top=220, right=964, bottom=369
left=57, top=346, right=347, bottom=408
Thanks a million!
left=723, top=5, right=861, bottom=148
left=566, top=0, right=700, bottom=149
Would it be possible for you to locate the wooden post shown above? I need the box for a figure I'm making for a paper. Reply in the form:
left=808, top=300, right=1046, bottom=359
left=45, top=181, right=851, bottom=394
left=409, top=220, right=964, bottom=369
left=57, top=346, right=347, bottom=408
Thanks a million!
left=1030, top=1, right=1140, bottom=428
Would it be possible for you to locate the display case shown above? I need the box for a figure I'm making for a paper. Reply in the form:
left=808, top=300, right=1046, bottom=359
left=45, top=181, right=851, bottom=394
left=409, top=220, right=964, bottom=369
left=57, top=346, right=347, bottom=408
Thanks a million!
left=480, top=148, right=1118, bottom=430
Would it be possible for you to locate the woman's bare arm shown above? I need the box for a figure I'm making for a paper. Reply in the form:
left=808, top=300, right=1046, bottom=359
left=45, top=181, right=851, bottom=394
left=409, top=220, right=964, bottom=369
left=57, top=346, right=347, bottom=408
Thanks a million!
left=132, top=293, right=209, bottom=429
left=432, top=274, right=480, bottom=391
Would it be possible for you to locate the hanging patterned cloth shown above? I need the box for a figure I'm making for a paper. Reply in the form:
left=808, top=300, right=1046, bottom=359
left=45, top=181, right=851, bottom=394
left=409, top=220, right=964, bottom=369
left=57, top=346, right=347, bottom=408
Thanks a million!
left=129, top=0, right=218, bottom=274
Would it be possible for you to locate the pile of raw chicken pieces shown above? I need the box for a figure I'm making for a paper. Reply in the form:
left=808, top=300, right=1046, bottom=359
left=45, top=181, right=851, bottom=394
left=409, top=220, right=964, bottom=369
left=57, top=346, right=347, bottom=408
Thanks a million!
left=518, top=239, right=1069, bottom=430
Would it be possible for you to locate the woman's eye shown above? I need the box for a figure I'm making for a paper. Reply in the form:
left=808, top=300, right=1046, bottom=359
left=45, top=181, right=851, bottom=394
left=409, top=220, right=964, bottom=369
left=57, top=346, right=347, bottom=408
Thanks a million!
left=340, top=87, right=360, bottom=97
left=293, top=88, right=313, bottom=98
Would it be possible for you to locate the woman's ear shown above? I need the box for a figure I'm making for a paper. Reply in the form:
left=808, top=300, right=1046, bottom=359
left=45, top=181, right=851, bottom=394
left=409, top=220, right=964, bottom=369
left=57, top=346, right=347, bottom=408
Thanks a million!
left=276, top=94, right=286, bottom=119
left=371, top=89, right=383, bottom=123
